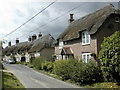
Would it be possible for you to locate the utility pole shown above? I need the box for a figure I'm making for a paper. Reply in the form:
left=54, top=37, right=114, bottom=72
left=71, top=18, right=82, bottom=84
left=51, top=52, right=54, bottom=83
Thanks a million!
left=0, top=40, right=2, bottom=61
left=118, top=1, right=120, bottom=10
left=0, top=40, right=2, bottom=90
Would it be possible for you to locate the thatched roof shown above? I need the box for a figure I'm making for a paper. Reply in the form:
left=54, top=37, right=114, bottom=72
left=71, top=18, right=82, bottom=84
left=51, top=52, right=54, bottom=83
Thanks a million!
left=13, top=41, right=34, bottom=53
left=58, top=4, right=119, bottom=41
left=3, top=41, right=34, bottom=55
left=28, top=34, right=55, bottom=53
left=3, top=34, right=55, bottom=55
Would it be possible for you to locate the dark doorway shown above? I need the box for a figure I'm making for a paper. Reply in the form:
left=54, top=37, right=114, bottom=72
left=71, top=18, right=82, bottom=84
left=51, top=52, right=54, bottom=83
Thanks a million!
left=21, top=57, right=26, bottom=62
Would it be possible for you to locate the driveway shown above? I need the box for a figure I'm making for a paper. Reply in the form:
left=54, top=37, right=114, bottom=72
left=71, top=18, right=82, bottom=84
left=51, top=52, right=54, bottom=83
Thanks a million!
left=3, top=63, right=81, bottom=88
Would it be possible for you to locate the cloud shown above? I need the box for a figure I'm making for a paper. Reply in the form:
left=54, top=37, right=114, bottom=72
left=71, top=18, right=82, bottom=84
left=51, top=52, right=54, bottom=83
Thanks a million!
left=0, top=1, right=118, bottom=48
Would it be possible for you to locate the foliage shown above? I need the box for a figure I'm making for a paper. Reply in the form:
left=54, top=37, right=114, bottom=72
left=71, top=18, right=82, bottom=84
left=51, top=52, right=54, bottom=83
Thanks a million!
left=71, top=61, right=102, bottom=85
left=84, top=82, right=120, bottom=88
left=53, top=59, right=77, bottom=80
left=53, top=59, right=102, bottom=84
left=41, top=61, right=54, bottom=72
left=3, top=72, right=25, bottom=88
left=98, top=31, right=120, bottom=84
left=30, top=57, right=47, bottom=70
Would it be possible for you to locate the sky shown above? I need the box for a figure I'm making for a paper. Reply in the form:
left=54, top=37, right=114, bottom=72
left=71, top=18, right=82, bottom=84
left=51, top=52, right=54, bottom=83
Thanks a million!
left=0, top=0, right=119, bottom=48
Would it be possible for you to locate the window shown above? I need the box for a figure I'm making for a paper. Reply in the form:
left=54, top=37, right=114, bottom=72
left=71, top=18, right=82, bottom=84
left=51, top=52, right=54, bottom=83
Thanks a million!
left=82, top=53, right=91, bottom=63
left=59, top=41, right=64, bottom=49
left=115, top=17, right=119, bottom=22
left=82, top=31, right=90, bottom=45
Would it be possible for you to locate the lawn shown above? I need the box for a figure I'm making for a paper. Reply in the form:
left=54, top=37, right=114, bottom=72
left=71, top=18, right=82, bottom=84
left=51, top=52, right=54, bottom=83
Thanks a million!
left=3, top=72, right=25, bottom=89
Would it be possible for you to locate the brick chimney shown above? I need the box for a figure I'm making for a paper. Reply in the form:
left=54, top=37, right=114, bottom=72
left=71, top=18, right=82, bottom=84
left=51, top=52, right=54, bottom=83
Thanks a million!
left=28, top=36, right=32, bottom=42
left=32, top=34, right=37, bottom=41
left=8, top=41, right=11, bottom=47
left=69, top=14, right=74, bottom=23
left=16, top=38, right=19, bottom=44
left=38, top=32, right=42, bottom=38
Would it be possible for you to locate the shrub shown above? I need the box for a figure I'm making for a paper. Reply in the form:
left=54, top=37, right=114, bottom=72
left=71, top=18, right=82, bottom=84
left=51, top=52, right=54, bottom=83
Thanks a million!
left=53, top=59, right=77, bottom=80
left=31, top=57, right=47, bottom=70
left=41, top=61, right=54, bottom=72
left=53, top=59, right=102, bottom=84
left=98, top=31, right=120, bottom=84
left=71, top=61, right=102, bottom=85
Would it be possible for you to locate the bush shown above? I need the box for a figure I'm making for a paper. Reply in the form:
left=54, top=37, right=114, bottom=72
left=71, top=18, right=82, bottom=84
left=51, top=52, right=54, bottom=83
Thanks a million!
left=71, top=61, right=102, bottom=85
left=30, top=57, right=47, bottom=70
left=53, top=59, right=101, bottom=84
left=98, top=31, right=120, bottom=84
left=53, top=59, right=77, bottom=80
left=41, top=61, right=54, bottom=72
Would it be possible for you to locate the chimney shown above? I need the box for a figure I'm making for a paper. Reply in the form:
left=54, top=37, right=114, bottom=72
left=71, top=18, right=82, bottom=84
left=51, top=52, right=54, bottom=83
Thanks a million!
left=69, top=14, right=74, bottom=23
left=32, top=34, right=37, bottom=41
left=38, top=32, right=42, bottom=38
left=28, top=36, right=32, bottom=42
left=16, top=38, right=19, bottom=44
left=8, top=41, right=11, bottom=47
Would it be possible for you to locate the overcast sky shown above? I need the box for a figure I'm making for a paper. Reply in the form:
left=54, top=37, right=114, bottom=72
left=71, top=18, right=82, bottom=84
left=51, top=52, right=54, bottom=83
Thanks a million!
left=0, top=0, right=119, bottom=47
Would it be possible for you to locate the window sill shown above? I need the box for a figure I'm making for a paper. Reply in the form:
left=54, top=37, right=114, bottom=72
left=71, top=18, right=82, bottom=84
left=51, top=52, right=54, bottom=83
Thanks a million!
left=82, top=43, right=90, bottom=46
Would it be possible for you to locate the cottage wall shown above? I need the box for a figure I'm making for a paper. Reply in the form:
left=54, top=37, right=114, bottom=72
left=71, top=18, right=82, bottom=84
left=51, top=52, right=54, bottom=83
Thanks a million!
left=55, top=35, right=97, bottom=60
left=96, top=14, right=120, bottom=55
left=40, top=47, right=54, bottom=61
left=25, top=52, right=31, bottom=62
left=15, top=53, right=22, bottom=62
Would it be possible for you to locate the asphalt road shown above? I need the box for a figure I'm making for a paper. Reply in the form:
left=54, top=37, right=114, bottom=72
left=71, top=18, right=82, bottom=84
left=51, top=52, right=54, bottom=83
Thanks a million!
left=3, top=63, right=81, bottom=88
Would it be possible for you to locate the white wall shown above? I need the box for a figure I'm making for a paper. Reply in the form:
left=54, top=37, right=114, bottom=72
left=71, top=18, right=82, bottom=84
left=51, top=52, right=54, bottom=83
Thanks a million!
left=34, top=52, right=40, bottom=57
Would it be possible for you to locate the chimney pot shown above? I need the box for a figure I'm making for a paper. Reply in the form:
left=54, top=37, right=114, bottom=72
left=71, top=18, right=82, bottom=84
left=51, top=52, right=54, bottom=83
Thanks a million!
left=38, top=32, right=42, bottom=38
left=16, top=38, right=19, bottom=44
left=32, top=34, right=37, bottom=41
left=28, top=36, right=32, bottom=42
left=69, top=14, right=74, bottom=23
left=8, top=41, right=11, bottom=47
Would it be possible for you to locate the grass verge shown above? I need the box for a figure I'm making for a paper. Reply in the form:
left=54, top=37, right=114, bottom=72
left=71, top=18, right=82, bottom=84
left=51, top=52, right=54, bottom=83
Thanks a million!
left=3, top=72, right=25, bottom=89
left=83, top=82, right=120, bottom=88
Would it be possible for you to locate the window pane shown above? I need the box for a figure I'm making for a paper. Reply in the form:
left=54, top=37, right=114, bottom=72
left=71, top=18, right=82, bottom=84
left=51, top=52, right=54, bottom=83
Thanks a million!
left=82, top=31, right=90, bottom=44
left=86, top=34, right=89, bottom=43
left=87, top=54, right=90, bottom=63
left=82, top=55, right=86, bottom=62
left=82, top=32, right=85, bottom=43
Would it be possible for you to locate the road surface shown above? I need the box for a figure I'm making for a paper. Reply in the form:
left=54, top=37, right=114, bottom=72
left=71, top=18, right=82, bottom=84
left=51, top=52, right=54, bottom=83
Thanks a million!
left=3, top=63, right=81, bottom=88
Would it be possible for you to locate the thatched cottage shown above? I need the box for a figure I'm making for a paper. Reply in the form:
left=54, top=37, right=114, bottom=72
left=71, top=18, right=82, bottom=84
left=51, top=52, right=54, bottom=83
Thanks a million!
left=3, top=34, right=55, bottom=62
left=55, top=4, right=120, bottom=64
left=28, top=34, right=55, bottom=61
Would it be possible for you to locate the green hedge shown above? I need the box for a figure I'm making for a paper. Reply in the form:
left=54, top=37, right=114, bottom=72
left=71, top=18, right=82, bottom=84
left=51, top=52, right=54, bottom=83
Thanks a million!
left=41, top=61, right=54, bottom=72
left=71, top=61, right=102, bottom=85
left=30, top=57, right=47, bottom=70
left=98, top=31, right=120, bottom=84
left=53, top=59, right=102, bottom=84
left=30, top=57, right=102, bottom=85
left=53, top=59, right=77, bottom=80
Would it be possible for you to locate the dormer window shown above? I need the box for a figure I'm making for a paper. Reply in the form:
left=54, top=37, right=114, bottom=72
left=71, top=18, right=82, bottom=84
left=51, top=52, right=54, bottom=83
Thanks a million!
left=82, top=31, right=90, bottom=45
left=59, top=41, right=64, bottom=50
left=115, top=17, right=119, bottom=22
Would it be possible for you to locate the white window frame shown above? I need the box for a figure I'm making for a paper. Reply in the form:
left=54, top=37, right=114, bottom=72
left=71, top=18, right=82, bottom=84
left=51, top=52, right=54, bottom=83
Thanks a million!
left=115, top=17, right=120, bottom=22
left=59, top=41, right=64, bottom=50
left=82, top=31, right=90, bottom=45
left=82, top=53, right=91, bottom=63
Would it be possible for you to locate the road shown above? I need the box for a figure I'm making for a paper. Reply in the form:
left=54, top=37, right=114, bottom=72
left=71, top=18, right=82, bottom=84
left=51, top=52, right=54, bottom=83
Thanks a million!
left=3, top=63, right=81, bottom=88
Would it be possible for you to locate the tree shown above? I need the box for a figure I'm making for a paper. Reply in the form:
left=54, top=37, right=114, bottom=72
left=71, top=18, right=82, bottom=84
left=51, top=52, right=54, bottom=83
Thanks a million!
left=98, top=31, right=120, bottom=84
